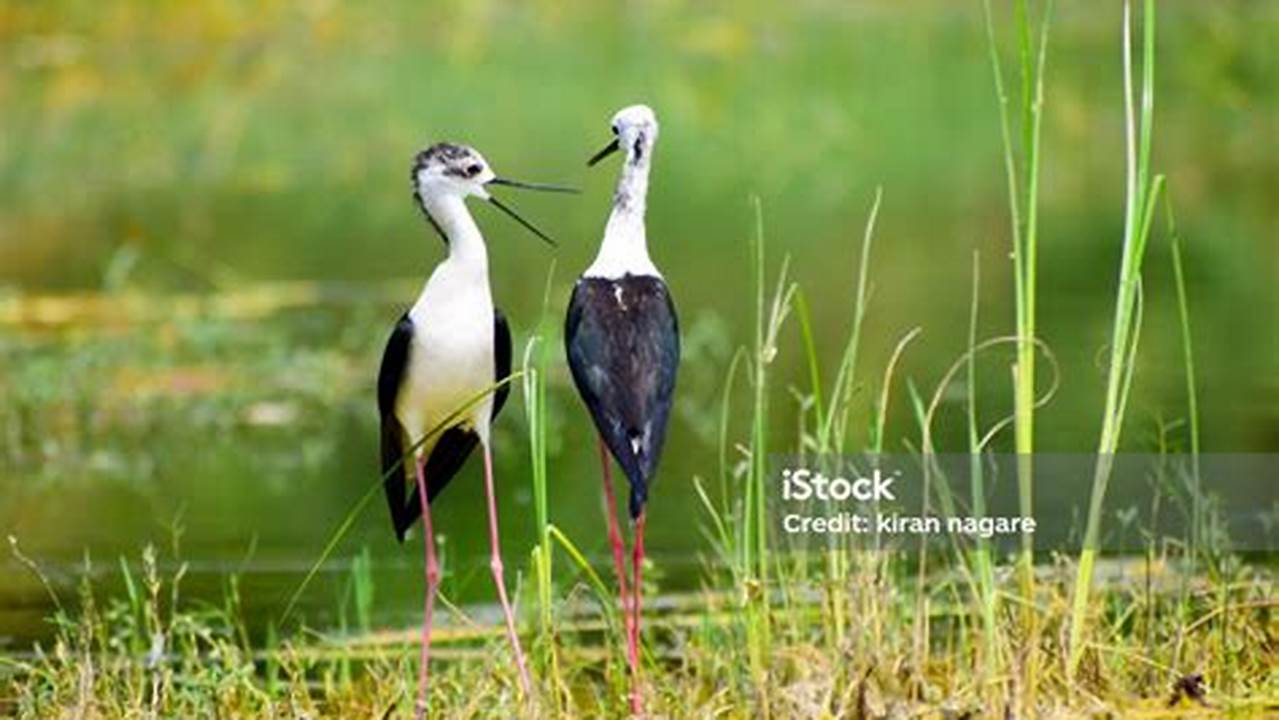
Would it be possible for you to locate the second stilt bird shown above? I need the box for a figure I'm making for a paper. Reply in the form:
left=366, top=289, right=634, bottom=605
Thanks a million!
left=565, top=104, right=680, bottom=714
left=378, top=142, right=571, bottom=716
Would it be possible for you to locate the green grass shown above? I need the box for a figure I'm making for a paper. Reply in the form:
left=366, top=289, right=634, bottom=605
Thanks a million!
left=2, top=1, right=1277, bottom=718
left=6, top=557, right=1274, bottom=718
left=3, top=258, right=1275, bottom=715
left=3, top=270, right=1276, bottom=717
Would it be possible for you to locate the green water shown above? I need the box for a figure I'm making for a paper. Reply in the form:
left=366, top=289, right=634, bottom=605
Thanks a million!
left=1, top=1, right=1275, bottom=649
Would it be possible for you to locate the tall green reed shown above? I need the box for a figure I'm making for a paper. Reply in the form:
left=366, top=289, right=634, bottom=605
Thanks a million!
left=964, top=253, right=1002, bottom=701
left=1168, top=201, right=1205, bottom=675
left=1068, top=0, right=1165, bottom=681
left=791, top=187, right=882, bottom=647
left=980, top=4, right=1052, bottom=702
left=522, top=261, right=559, bottom=702
left=1168, top=206, right=1201, bottom=574
left=743, top=197, right=795, bottom=713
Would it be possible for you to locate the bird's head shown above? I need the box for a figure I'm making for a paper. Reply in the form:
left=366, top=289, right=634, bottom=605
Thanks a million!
left=412, top=142, right=496, bottom=203
left=589, top=104, right=659, bottom=167
left=411, top=142, right=577, bottom=246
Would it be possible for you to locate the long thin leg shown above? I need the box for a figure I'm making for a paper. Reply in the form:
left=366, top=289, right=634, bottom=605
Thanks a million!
left=599, top=437, right=636, bottom=669
left=414, top=457, right=439, bottom=720
left=630, top=511, right=647, bottom=716
left=481, top=442, right=533, bottom=696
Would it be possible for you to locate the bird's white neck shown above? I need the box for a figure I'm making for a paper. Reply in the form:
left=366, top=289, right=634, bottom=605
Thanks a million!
left=423, top=194, right=489, bottom=271
left=584, top=153, right=660, bottom=279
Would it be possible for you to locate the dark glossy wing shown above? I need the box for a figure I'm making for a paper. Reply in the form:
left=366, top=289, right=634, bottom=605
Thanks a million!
left=377, top=313, right=419, bottom=541
left=565, top=276, right=679, bottom=517
left=492, top=308, right=512, bottom=418
left=390, top=308, right=514, bottom=542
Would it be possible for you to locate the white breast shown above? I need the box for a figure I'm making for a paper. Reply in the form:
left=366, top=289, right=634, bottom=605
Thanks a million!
left=397, top=260, right=496, bottom=449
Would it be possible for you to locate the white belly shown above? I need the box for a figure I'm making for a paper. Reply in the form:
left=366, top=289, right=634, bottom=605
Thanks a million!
left=397, top=265, right=495, bottom=451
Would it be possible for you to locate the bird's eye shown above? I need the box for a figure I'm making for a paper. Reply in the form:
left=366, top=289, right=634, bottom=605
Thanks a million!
left=465, top=163, right=482, bottom=177
left=611, top=124, right=619, bottom=135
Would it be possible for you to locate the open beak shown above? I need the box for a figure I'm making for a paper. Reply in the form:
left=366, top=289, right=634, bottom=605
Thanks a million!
left=587, top=138, right=621, bottom=167
left=483, top=176, right=575, bottom=248
left=484, top=176, right=576, bottom=248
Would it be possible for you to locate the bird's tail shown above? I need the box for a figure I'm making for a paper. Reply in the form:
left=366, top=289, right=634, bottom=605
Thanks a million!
left=614, top=434, right=659, bottom=520
left=609, top=439, right=649, bottom=520
left=628, top=481, right=648, bottom=520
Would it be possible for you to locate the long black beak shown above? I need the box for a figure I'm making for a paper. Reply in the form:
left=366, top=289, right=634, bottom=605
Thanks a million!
left=487, top=195, right=558, bottom=247
left=488, top=177, right=579, bottom=194
left=587, top=138, right=621, bottom=167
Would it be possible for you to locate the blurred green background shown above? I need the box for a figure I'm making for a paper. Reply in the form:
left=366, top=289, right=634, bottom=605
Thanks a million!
left=1, top=1, right=1275, bottom=648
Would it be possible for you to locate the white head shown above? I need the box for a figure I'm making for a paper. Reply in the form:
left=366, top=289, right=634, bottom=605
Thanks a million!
left=580, top=105, right=663, bottom=279
left=411, top=142, right=496, bottom=206
left=410, top=142, right=576, bottom=246
left=589, top=104, right=659, bottom=168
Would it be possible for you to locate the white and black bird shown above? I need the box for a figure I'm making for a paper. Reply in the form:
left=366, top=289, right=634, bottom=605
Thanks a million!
left=565, top=105, right=679, bottom=714
left=378, top=142, right=571, bottom=714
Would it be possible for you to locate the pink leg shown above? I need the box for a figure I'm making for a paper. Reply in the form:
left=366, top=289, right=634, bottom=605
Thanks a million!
left=481, top=442, right=533, bottom=697
left=414, top=457, right=440, bottom=720
left=599, top=438, right=636, bottom=669
left=630, top=511, right=647, bottom=716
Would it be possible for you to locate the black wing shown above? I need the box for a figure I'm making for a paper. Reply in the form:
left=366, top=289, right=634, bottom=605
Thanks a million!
left=492, top=309, right=513, bottom=417
left=565, top=276, right=679, bottom=517
left=381, top=309, right=514, bottom=543
left=377, top=313, right=419, bottom=541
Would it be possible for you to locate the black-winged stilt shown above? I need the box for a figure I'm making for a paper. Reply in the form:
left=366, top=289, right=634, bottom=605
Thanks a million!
left=565, top=105, right=680, bottom=714
left=377, top=141, right=572, bottom=716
